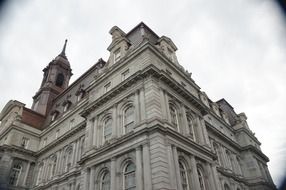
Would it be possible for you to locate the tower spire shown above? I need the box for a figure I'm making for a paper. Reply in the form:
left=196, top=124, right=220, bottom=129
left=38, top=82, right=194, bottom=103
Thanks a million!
left=59, top=39, right=68, bottom=59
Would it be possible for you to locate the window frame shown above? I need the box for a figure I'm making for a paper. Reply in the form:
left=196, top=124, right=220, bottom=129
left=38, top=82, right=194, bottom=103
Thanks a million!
left=123, top=106, right=135, bottom=134
left=123, top=162, right=136, bottom=190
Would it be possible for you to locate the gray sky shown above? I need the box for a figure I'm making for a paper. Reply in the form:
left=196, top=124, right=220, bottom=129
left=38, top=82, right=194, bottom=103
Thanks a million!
left=0, top=0, right=285, bottom=186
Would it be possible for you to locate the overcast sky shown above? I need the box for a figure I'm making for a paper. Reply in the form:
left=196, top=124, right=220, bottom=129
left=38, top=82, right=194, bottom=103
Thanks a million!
left=0, top=0, right=285, bottom=186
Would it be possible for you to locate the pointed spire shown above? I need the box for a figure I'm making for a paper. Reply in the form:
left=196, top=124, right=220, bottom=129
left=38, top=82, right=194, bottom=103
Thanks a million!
left=59, top=39, right=68, bottom=59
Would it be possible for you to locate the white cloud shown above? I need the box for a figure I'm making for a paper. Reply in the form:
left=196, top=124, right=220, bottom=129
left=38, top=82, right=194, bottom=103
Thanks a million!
left=0, top=0, right=285, bottom=186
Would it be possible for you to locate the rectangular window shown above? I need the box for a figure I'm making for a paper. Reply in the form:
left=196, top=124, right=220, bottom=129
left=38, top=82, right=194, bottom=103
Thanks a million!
left=21, top=137, right=29, bottom=148
left=121, top=69, right=130, bottom=81
left=104, top=82, right=111, bottom=92
left=114, top=48, right=121, bottom=63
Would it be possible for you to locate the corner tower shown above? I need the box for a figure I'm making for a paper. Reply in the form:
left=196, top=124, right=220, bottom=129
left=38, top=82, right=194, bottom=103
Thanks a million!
left=31, top=40, right=72, bottom=115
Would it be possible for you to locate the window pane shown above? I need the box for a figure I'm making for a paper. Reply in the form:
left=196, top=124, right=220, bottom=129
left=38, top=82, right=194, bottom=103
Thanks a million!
left=104, top=119, right=112, bottom=140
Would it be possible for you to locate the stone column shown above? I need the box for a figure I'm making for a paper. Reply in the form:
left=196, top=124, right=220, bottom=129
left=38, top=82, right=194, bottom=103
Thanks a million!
left=90, top=166, right=95, bottom=190
left=139, top=87, right=146, bottom=121
left=71, top=142, right=76, bottom=167
left=82, top=168, right=90, bottom=190
left=181, top=105, right=189, bottom=135
left=211, top=164, right=221, bottom=190
left=93, top=116, right=98, bottom=147
left=87, top=118, right=94, bottom=150
left=110, top=158, right=116, bottom=190
left=165, top=92, right=171, bottom=122
left=136, top=146, right=143, bottom=190
left=159, top=88, right=168, bottom=120
left=135, top=90, right=140, bottom=123
left=142, top=143, right=152, bottom=190
left=23, top=161, right=31, bottom=186
left=190, top=155, right=200, bottom=190
left=206, top=163, right=217, bottom=190
left=112, top=105, right=117, bottom=139
left=172, top=146, right=183, bottom=190
left=195, top=117, right=204, bottom=145
left=166, top=144, right=176, bottom=188
left=73, top=140, right=79, bottom=165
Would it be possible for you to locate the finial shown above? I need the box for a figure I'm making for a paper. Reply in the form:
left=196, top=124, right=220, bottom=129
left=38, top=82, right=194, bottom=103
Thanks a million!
left=60, top=39, right=68, bottom=58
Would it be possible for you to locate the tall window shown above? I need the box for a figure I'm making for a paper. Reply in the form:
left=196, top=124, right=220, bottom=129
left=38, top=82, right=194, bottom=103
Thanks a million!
left=55, top=73, right=65, bottom=87
left=187, top=116, right=195, bottom=141
left=124, top=106, right=135, bottom=134
left=179, top=161, right=190, bottom=190
left=123, top=162, right=136, bottom=190
left=100, top=171, right=110, bottom=190
left=197, top=167, right=206, bottom=190
left=169, top=104, right=179, bottom=130
left=103, top=118, right=112, bottom=142
left=9, top=163, right=22, bottom=185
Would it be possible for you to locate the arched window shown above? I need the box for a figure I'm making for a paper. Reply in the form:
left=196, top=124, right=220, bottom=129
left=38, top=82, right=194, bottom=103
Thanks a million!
left=123, top=162, right=136, bottom=190
left=103, top=118, right=112, bottom=143
left=224, top=184, right=231, bottom=190
left=99, top=171, right=110, bottom=190
left=123, top=106, right=135, bottom=134
left=179, top=161, right=190, bottom=190
left=169, top=104, right=179, bottom=130
left=187, top=116, right=195, bottom=140
left=197, top=167, right=206, bottom=190
left=9, top=163, right=22, bottom=185
left=55, top=73, right=65, bottom=87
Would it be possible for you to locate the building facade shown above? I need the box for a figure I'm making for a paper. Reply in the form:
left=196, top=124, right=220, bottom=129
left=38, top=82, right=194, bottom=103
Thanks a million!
left=0, top=22, right=276, bottom=190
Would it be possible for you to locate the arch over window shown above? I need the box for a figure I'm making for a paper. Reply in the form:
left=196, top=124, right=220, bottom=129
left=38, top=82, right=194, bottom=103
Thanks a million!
left=123, top=106, right=135, bottom=134
left=99, top=170, right=111, bottom=190
left=197, top=166, right=206, bottom=190
left=9, top=163, right=22, bottom=185
left=169, top=103, right=179, bottom=131
left=123, top=162, right=136, bottom=190
left=179, top=161, right=190, bottom=190
left=55, top=73, right=65, bottom=87
left=103, top=117, right=112, bottom=143
left=186, top=115, right=195, bottom=140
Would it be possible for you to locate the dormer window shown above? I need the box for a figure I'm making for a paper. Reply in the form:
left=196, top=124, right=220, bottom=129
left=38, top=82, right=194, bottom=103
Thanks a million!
left=76, top=89, right=85, bottom=102
left=51, top=111, right=59, bottom=122
left=114, top=48, right=121, bottom=63
left=63, top=101, right=71, bottom=112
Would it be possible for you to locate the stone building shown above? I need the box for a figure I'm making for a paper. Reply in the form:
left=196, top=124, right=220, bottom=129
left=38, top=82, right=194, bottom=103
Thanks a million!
left=0, top=22, right=276, bottom=190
